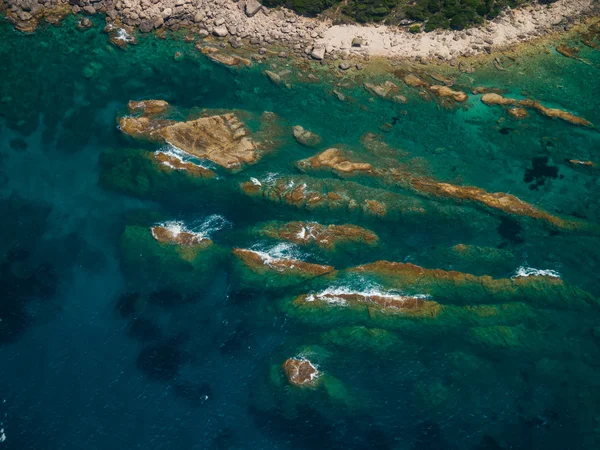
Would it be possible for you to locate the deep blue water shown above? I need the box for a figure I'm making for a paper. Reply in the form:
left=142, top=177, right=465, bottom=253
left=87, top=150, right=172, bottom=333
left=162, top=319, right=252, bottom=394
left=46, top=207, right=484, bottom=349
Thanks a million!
left=1, top=15, right=600, bottom=450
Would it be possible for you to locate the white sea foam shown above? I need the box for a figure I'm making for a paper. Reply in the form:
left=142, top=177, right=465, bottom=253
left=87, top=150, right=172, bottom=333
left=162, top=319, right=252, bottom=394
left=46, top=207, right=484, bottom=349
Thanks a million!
left=153, top=215, right=231, bottom=241
left=305, top=283, right=429, bottom=308
left=250, top=177, right=262, bottom=186
left=155, top=144, right=212, bottom=171
left=512, top=266, right=561, bottom=279
left=247, top=242, right=308, bottom=267
left=262, top=172, right=280, bottom=186
left=114, top=28, right=134, bottom=43
left=0, top=428, right=5, bottom=443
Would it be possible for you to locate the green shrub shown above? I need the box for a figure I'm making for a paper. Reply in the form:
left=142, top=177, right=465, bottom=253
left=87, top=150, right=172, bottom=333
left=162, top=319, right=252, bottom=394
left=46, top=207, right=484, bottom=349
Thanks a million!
left=409, top=24, right=422, bottom=33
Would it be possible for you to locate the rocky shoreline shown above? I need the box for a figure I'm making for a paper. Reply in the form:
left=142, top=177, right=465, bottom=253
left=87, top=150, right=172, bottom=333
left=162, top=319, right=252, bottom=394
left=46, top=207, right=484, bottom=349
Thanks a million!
left=2, top=0, right=599, bottom=65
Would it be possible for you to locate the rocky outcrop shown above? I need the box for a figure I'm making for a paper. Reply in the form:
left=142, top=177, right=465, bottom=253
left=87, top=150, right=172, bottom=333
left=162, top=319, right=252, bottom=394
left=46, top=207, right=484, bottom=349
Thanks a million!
left=232, top=248, right=336, bottom=279
left=297, top=148, right=373, bottom=175
left=428, top=85, right=468, bottom=103
left=283, top=358, right=321, bottom=387
left=256, top=221, right=378, bottom=250
left=403, top=74, right=428, bottom=88
left=292, top=125, right=321, bottom=148
left=151, top=225, right=211, bottom=247
left=481, top=93, right=593, bottom=127
left=294, top=289, right=441, bottom=318
left=119, top=105, right=273, bottom=171
left=239, top=175, right=428, bottom=220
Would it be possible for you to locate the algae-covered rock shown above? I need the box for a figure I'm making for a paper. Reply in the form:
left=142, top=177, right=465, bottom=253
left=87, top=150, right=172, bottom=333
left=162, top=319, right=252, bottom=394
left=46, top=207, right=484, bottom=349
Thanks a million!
left=99, top=147, right=213, bottom=200
left=364, top=81, right=400, bottom=100
left=119, top=224, right=224, bottom=293
left=128, top=100, right=170, bottom=116
left=254, top=221, right=378, bottom=250
left=320, top=326, right=403, bottom=353
left=429, top=85, right=468, bottom=103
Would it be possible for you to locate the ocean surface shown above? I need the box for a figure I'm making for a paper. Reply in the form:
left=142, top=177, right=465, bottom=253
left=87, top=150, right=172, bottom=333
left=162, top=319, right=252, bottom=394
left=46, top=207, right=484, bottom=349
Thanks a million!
left=1, top=15, right=600, bottom=450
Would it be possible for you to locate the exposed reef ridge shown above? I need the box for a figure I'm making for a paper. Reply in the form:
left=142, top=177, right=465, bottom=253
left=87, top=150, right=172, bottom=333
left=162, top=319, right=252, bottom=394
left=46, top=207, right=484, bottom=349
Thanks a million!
left=481, top=93, right=593, bottom=127
left=297, top=147, right=589, bottom=231
left=232, top=247, right=335, bottom=278
left=255, top=221, right=378, bottom=250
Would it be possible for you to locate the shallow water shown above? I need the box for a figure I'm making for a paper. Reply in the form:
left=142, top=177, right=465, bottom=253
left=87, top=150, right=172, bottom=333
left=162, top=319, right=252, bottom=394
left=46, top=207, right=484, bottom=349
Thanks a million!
left=1, top=15, right=600, bottom=450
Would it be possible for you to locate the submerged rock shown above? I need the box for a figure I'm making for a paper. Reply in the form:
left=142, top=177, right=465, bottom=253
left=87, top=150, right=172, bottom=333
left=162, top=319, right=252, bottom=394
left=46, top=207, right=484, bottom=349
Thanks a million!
left=292, top=125, right=321, bottom=148
left=199, top=46, right=251, bottom=67
left=403, top=74, right=428, bottom=88
left=128, top=100, right=170, bottom=116
left=481, top=93, right=593, bottom=127
left=364, top=81, right=400, bottom=100
left=283, top=358, right=321, bottom=387
left=151, top=225, right=212, bottom=247
left=255, top=221, right=378, bottom=250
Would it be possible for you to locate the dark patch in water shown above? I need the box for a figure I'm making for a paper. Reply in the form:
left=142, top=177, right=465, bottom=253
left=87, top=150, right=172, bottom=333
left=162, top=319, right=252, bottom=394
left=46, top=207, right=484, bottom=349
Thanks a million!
left=219, top=320, right=253, bottom=354
left=524, top=156, right=558, bottom=191
left=127, top=317, right=162, bottom=341
left=412, top=420, right=456, bottom=450
left=473, top=435, right=504, bottom=450
left=136, top=336, right=187, bottom=381
left=148, top=288, right=187, bottom=307
left=116, top=292, right=140, bottom=318
left=9, top=138, right=28, bottom=151
left=499, top=127, right=513, bottom=135
left=497, top=216, right=524, bottom=244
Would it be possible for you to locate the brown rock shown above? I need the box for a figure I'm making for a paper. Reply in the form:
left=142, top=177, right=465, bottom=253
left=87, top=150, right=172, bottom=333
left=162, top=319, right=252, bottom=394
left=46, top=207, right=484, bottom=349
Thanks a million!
left=120, top=112, right=265, bottom=171
left=508, top=107, right=528, bottom=119
left=283, top=358, right=320, bottom=387
left=428, top=85, right=468, bottom=102
left=297, top=148, right=373, bottom=174
left=151, top=225, right=212, bottom=247
left=199, top=46, right=251, bottom=67
left=403, top=74, right=429, bottom=88
left=232, top=248, right=335, bottom=278
left=481, top=93, right=593, bottom=127
left=364, top=81, right=400, bottom=99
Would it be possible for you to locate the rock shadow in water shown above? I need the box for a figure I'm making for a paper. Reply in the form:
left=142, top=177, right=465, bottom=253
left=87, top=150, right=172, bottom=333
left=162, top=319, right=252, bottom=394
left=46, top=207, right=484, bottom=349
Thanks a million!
left=136, top=335, right=188, bottom=381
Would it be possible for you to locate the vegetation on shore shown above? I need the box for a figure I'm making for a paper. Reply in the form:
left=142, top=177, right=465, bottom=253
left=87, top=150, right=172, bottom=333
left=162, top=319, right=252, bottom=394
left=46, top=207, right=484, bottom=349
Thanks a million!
left=263, top=0, right=559, bottom=30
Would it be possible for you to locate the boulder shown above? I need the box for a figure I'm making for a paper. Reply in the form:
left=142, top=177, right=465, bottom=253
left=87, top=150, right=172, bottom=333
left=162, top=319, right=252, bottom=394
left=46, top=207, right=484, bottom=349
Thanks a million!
left=127, top=100, right=170, bottom=115
left=292, top=125, right=321, bottom=148
left=428, top=85, right=468, bottom=102
left=310, top=46, right=325, bottom=60
left=245, top=0, right=262, bottom=17
left=364, top=81, right=400, bottom=100
left=213, top=25, right=229, bottom=37
left=297, top=148, right=373, bottom=174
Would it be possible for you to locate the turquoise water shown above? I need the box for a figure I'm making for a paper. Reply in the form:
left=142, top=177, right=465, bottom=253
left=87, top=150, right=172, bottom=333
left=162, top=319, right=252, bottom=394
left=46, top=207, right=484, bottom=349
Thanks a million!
left=1, top=15, right=600, bottom=449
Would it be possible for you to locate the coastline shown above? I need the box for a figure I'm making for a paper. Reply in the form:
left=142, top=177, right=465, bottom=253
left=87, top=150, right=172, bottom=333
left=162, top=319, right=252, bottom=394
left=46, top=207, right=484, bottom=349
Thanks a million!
left=1, top=0, right=598, bottom=66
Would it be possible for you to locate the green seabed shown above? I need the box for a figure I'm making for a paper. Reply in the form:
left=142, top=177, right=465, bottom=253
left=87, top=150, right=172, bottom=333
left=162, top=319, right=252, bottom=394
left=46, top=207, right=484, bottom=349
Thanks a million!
left=2, top=13, right=600, bottom=449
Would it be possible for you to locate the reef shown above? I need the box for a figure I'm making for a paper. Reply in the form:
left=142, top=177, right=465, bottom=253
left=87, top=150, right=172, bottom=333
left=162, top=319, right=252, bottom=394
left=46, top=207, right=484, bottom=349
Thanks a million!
left=351, top=261, right=598, bottom=310
left=481, top=93, right=593, bottom=128
left=198, top=45, right=252, bottom=67
left=151, top=151, right=217, bottom=178
left=297, top=147, right=586, bottom=231
left=255, top=221, right=378, bottom=250
left=128, top=100, right=170, bottom=116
